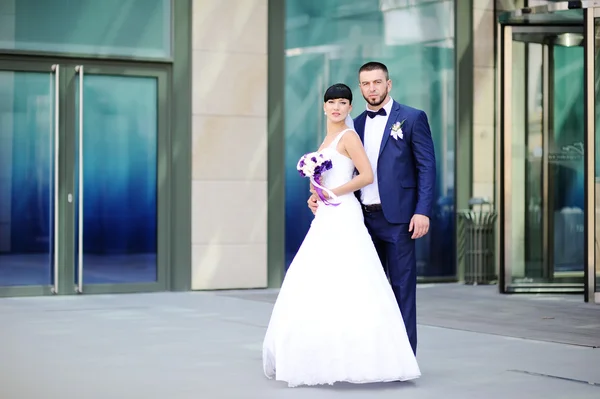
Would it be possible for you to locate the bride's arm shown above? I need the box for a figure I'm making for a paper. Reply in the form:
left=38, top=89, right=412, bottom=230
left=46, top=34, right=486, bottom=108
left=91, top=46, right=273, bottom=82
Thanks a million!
left=330, top=131, right=374, bottom=197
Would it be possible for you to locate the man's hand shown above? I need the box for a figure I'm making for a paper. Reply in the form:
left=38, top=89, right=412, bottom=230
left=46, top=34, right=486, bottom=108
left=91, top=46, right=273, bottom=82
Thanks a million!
left=307, top=193, right=319, bottom=214
left=409, top=214, right=429, bottom=239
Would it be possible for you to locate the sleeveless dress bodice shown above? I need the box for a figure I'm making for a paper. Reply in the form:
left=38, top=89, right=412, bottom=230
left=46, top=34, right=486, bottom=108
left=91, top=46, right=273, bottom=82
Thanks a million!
left=316, top=129, right=358, bottom=205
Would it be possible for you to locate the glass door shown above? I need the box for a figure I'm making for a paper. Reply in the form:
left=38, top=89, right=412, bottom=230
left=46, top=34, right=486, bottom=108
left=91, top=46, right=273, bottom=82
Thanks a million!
left=67, top=64, right=168, bottom=294
left=0, top=60, right=168, bottom=296
left=0, top=62, right=59, bottom=295
left=500, top=25, right=586, bottom=293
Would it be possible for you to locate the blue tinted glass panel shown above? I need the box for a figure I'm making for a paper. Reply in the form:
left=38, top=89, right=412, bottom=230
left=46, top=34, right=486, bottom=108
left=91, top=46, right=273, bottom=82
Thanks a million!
left=74, top=74, right=158, bottom=284
left=0, top=70, right=55, bottom=286
left=284, top=0, right=456, bottom=278
left=0, top=0, right=171, bottom=59
left=552, top=46, right=584, bottom=274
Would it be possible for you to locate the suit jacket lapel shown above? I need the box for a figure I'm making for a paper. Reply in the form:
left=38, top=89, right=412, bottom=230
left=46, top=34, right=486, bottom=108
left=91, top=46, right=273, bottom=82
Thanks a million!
left=354, top=112, right=367, bottom=144
left=378, top=101, right=401, bottom=156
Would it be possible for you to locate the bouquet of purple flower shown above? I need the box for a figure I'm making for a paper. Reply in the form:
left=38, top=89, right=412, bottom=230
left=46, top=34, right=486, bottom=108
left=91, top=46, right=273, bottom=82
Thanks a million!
left=297, top=152, right=339, bottom=206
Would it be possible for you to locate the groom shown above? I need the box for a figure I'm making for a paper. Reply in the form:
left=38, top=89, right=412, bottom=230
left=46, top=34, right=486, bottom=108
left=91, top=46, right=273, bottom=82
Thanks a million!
left=308, top=61, right=436, bottom=355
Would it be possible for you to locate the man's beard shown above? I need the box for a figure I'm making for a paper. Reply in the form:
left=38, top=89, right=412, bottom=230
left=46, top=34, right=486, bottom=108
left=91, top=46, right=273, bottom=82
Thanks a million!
left=364, top=90, right=388, bottom=107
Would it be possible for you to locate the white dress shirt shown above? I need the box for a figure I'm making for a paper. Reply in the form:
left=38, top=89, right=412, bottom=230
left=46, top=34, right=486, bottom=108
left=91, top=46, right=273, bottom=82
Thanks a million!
left=360, top=97, right=394, bottom=205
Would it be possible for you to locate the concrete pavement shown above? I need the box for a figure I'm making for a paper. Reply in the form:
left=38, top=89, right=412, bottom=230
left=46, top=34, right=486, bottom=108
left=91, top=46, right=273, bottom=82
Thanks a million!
left=1, top=284, right=599, bottom=398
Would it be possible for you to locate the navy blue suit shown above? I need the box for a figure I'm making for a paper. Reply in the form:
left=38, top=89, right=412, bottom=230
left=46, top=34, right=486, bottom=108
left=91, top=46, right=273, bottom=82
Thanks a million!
left=354, top=100, right=436, bottom=355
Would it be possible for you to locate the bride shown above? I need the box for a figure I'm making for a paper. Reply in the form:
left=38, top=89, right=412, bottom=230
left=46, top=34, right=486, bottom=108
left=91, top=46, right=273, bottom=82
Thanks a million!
left=262, top=83, right=420, bottom=388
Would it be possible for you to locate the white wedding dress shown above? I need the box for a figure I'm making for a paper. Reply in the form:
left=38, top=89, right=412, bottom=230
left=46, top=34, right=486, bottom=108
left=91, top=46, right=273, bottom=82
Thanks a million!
left=262, top=129, right=421, bottom=387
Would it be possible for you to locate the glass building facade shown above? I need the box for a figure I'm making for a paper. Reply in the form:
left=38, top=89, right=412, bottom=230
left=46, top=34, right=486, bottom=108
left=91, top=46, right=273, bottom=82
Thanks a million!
left=283, top=0, right=456, bottom=279
left=0, top=0, right=597, bottom=303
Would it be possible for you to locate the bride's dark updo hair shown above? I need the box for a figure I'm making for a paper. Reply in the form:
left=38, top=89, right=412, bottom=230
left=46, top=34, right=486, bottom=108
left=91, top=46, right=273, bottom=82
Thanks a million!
left=324, top=83, right=353, bottom=104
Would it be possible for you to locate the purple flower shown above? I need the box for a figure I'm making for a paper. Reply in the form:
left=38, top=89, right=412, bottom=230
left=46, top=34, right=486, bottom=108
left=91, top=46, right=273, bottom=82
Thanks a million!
left=296, top=151, right=335, bottom=184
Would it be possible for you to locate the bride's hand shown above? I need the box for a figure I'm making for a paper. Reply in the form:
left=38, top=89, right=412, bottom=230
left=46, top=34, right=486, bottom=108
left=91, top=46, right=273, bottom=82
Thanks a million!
left=310, top=183, right=330, bottom=198
left=311, top=185, right=331, bottom=199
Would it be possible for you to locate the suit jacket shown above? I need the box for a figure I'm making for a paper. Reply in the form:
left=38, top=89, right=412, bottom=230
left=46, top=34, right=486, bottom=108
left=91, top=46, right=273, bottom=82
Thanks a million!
left=354, top=100, right=436, bottom=224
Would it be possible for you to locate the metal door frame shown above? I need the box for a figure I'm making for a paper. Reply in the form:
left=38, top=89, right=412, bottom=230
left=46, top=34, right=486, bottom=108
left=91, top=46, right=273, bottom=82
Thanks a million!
left=0, top=56, right=171, bottom=297
left=61, top=60, right=170, bottom=295
left=588, top=8, right=599, bottom=304
left=498, top=6, right=598, bottom=303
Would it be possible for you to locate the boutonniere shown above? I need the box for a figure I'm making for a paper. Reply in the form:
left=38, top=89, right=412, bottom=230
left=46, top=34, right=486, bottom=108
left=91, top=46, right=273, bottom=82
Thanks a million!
left=391, top=119, right=406, bottom=140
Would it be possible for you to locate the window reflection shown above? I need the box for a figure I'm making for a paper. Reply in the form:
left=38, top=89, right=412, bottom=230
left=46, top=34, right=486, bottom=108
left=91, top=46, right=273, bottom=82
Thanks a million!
left=284, top=0, right=456, bottom=278
left=0, top=71, right=55, bottom=286
left=0, top=0, right=171, bottom=59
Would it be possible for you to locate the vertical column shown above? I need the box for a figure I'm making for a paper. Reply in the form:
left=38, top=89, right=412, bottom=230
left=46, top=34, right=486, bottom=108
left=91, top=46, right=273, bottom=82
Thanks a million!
left=469, top=0, right=523, bottom=280
left=509, top=36, right=527, bottom=279
left=471, top=0, right=507, bottom=282
left=455, top=0, right=474, bottom=280
left=472, top=0, right=495, bottom=202
left=594, top=10, right=600, bottom=303
left=500, top=25, right=514, bottom=289
left=190, top=0, right=268, bottom=290
left=0, top=0, right=15, bottom=253
left=171, top=0, right=193, bottom=291
left=267, top=0, right=285, bottom=288
left=584, top=8, right=596, bottom=303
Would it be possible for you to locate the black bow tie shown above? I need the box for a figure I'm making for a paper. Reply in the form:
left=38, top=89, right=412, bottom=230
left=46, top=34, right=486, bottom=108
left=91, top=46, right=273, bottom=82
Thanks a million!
left=367, top=108, right=387, bottom=118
